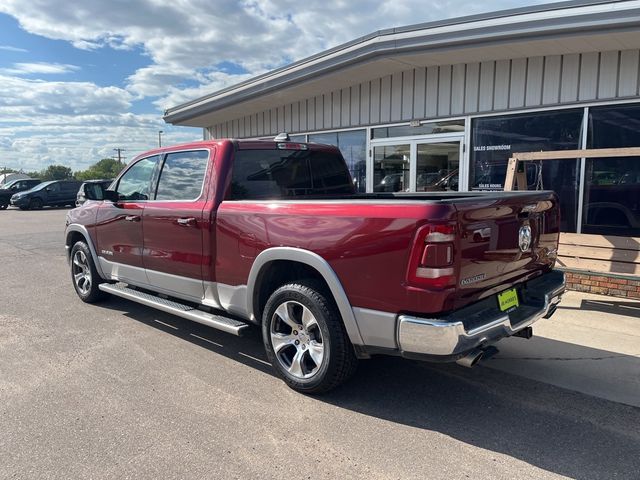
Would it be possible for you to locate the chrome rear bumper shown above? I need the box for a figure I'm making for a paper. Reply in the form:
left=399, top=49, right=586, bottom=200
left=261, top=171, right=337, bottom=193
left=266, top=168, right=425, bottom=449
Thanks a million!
left=397, top=270, right=565, bottom=358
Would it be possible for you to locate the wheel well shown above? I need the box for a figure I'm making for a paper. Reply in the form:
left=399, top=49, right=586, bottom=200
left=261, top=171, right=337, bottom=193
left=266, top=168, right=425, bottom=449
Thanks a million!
left=65, top=230, right=87, bottom=261
left=253, top=260, right=331, bottom=323
left=66, top=231, right=85, bottom=249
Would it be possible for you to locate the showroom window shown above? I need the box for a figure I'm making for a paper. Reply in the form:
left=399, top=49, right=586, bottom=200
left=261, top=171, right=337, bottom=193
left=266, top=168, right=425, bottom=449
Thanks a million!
left=583, top=104, right=640, bottom=236
left=471, top=109, right=584, bottom=232
left=308, top=130, right=366, bottom=192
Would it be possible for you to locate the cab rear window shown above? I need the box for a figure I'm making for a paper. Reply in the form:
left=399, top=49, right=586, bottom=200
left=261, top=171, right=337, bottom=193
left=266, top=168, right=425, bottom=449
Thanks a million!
left=229, top=149, right=354, bottom=200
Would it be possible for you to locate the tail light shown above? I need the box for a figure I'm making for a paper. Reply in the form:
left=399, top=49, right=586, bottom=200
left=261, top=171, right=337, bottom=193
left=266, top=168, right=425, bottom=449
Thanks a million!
left=407, top=223, right=457, bottom=289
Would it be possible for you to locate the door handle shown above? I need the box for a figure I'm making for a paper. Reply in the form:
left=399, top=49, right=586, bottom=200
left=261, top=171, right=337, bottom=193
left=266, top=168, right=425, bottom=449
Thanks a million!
left=124, top=215, right=140, bottom=222
left=177, top=217, right=197, bottom=227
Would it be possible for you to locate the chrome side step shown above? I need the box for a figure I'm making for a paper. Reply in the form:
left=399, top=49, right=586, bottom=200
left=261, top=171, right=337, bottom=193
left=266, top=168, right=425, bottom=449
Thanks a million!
left=99, top=283, right=249, bottom=336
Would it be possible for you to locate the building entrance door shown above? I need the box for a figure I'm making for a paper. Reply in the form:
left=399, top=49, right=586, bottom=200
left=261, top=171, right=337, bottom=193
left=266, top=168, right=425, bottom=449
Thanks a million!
left=371, top=137, right=463, bottom=192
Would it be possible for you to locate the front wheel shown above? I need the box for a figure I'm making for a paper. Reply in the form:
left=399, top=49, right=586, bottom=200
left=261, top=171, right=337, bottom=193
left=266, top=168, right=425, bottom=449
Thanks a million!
left=70, top=241, right=107, bottom=303
left=262, top=281, right=358, bottom=394
left=29, top=198, right=43, bottom=210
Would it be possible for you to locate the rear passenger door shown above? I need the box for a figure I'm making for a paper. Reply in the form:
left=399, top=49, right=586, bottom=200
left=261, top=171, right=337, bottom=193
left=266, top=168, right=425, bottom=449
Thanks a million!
left=142, top=149, right=211, bottom=302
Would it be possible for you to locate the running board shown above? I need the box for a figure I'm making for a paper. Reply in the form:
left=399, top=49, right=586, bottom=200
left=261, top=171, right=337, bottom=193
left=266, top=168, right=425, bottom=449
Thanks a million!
left=99, top=283, right=249, bottom=336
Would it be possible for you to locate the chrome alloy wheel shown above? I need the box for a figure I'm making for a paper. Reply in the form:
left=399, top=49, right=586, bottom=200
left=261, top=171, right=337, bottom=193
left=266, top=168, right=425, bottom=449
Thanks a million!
left=270, top=300, right=325, bottom=379
left=72, top=250, right=92, bottom=295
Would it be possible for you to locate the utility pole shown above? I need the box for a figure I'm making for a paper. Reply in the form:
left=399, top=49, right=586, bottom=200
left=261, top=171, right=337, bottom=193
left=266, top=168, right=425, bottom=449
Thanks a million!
left=113, top=148, right=126, bottom=163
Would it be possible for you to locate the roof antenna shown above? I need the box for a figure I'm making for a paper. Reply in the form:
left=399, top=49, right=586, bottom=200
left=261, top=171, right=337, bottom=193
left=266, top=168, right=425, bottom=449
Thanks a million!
left=274, top=132, right=290, bottom=141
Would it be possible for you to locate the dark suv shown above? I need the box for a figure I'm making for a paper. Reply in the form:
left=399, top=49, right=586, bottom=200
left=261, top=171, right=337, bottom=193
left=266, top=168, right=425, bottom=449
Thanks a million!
left=0, top=179, right=41, bottom=209
left=11, top=180, right=81, bottom=210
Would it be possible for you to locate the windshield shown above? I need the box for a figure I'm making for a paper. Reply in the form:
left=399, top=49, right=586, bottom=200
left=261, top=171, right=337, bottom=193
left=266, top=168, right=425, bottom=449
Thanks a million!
left=0, top=180, right=19, bottom=189
left=30, top=181, right=55, bottom=191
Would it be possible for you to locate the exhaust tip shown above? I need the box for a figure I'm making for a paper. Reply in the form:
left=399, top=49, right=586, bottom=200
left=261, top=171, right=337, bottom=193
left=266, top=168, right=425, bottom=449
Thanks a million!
left=456, top=346, right=499, bottom=368
left=456, top=348, right=485, bottom=368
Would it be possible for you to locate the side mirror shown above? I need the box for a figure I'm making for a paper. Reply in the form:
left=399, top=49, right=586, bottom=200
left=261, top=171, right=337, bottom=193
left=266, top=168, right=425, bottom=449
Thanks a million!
left=102, top=189, right=119, bottom=202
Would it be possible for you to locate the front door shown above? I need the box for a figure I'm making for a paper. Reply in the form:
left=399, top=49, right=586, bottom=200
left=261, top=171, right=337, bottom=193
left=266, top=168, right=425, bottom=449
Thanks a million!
left=95, top=155, right=159, bottom=284
left=142, top=149, right=211, bottom=302
left=371, top=137, right=463, bottom=192
left=415, top=141, right=461, bottom=192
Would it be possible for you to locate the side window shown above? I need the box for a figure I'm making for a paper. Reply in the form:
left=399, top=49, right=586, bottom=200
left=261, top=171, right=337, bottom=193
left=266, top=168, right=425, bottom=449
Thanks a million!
left=117, top=156, right=158, bottom=201
left=47, top=183, right=61, bottom=193
left=155, top=150, right=209, bottom=201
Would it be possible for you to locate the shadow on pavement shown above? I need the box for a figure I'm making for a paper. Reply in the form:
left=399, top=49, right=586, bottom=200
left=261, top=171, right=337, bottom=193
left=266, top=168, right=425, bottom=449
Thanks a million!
left=99, top=297, right=640, bottom=480
left=558, top=298, right=640, bottom=318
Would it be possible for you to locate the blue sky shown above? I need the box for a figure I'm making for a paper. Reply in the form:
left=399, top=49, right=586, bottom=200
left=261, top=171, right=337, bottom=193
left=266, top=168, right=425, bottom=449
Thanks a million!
left=0, top=0, right=552, bottom=172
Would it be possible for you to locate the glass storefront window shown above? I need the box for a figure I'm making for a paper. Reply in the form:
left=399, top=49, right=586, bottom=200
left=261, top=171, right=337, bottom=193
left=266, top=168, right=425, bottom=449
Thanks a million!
left=471, top=109, right=583, bottom=232
left=308, top=130, right=366, bottom=192
left=583, top=105, right=640, bottom=236
left=373, top=144, right=410, bottom=192
left=372, top=120, right=464, bottom=139
left=416, top=142, right=459, bottom=191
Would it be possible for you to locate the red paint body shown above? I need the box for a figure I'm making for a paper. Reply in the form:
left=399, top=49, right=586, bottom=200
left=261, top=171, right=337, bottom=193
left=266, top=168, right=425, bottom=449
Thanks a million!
left=68, top=139, right=560, bottom=316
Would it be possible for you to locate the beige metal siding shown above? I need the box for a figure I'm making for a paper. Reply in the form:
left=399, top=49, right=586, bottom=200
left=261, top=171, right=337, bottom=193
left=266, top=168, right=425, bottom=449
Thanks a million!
left=210, top=49, right=640, bottom=137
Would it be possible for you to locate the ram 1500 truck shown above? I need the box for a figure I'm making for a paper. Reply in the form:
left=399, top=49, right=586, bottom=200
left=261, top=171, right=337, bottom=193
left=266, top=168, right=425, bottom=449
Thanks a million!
left=65, top=137, right=565, bottom=393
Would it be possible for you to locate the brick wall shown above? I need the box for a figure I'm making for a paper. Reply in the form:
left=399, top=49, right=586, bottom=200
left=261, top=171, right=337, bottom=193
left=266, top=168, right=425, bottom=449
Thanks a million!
left=563, top=271, right=640, bottom=299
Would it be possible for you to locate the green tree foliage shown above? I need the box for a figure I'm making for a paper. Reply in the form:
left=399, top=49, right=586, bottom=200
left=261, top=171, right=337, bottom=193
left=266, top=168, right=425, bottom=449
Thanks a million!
left=74, top=158, right=126, bottom=181
left=40, top=165, right=73, bottom=181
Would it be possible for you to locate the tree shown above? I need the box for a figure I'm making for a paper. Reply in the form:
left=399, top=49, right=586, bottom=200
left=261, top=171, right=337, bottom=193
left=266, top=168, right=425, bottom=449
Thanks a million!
left=41, top=165, right=73, bottom=181
left=75, top=158, right=126, bottom=181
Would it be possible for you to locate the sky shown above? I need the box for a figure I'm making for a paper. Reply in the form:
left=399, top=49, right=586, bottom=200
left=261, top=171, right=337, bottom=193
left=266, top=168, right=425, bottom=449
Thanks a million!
left=0, top=0, right=554, bottom=172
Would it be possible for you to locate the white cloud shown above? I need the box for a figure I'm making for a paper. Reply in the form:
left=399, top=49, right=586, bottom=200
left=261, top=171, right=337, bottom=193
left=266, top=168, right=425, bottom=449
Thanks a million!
left=0, top=74, right=198, bottom=171
left=0, top=0, right=554, bottom=108
left=0, top=62, right=80, bottom=75
left=0, top=0, right=555, bottom=171
left=0, top=45, right=28, bottom=53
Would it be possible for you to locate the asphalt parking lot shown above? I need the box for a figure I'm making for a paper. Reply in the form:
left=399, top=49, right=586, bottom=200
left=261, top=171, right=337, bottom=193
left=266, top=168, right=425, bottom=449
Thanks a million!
left=1, top=207, right=640, bottom=479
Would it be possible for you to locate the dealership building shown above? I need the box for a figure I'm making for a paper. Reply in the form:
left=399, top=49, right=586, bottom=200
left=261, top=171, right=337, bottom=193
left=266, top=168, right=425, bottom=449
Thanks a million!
left=165, top=0, right=640, bottom=293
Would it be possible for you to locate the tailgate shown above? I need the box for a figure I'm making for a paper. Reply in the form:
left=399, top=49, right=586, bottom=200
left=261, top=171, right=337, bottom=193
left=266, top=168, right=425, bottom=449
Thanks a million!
left=453, top=191, right=560, bottom=305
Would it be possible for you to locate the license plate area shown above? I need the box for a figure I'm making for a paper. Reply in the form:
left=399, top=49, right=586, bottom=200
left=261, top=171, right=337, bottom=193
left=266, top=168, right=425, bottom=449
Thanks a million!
left=497, top=288, right=519, bottom=312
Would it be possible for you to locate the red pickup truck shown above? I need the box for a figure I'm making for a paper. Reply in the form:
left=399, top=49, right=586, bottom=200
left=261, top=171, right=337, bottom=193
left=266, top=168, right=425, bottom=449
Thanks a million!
left=65, top=137, right=565, bottom=393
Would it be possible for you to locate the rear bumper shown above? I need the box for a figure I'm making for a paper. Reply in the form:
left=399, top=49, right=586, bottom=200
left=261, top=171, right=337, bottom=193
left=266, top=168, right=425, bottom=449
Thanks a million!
left=397, top=270, right=565, bottom=358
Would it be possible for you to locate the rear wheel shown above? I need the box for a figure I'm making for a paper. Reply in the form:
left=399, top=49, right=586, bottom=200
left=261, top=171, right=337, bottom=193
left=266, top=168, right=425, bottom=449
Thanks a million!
left=262, top=281, right=358, bottom=394
left=29, top=198, right=43, bottom=210
left=70, top=241, right=107, bottom=303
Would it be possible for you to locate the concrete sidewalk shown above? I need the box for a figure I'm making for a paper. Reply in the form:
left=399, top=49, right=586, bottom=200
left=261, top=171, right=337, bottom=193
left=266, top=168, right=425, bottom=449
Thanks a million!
left=485, top=290, right=640, bottom=407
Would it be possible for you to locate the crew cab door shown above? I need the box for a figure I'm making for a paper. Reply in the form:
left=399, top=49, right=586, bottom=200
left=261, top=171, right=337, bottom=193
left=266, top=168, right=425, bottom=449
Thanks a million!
left=95, top=155, right=159, bottom=284
left=141, top=149, right=211, bottom=302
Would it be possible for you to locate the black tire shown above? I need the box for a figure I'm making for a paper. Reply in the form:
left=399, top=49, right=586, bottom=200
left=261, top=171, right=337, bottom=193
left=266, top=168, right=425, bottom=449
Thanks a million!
left=262, top=281, right=358, bottom=394
left=0, top=203, right=7, bottom=210
left=70, top=241, right=108, bottom=303
left=29, top=198, right=43, bottom=210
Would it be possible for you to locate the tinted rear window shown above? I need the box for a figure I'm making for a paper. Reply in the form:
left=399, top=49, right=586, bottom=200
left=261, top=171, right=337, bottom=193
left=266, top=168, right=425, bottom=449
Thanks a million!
left=230, top=149, right=354, bottom=200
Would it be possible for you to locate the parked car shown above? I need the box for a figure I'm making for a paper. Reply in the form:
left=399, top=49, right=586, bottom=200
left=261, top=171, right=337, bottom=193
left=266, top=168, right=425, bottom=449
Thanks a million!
left=65, top=137, right=564, bottom=393
left=11, top=180, right=82, bottom=210
left=0, top=178, right=41, bottom=209
left=76, top=179, right=113, bottom=207
left=0, top=172, right=31, bottom=186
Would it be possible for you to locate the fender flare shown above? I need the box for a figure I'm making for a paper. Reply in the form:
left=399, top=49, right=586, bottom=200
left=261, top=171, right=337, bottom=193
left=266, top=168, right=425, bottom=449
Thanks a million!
left=64, top=224, right=107, bottom=280
left=246, top=247, right=365, bottom=346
